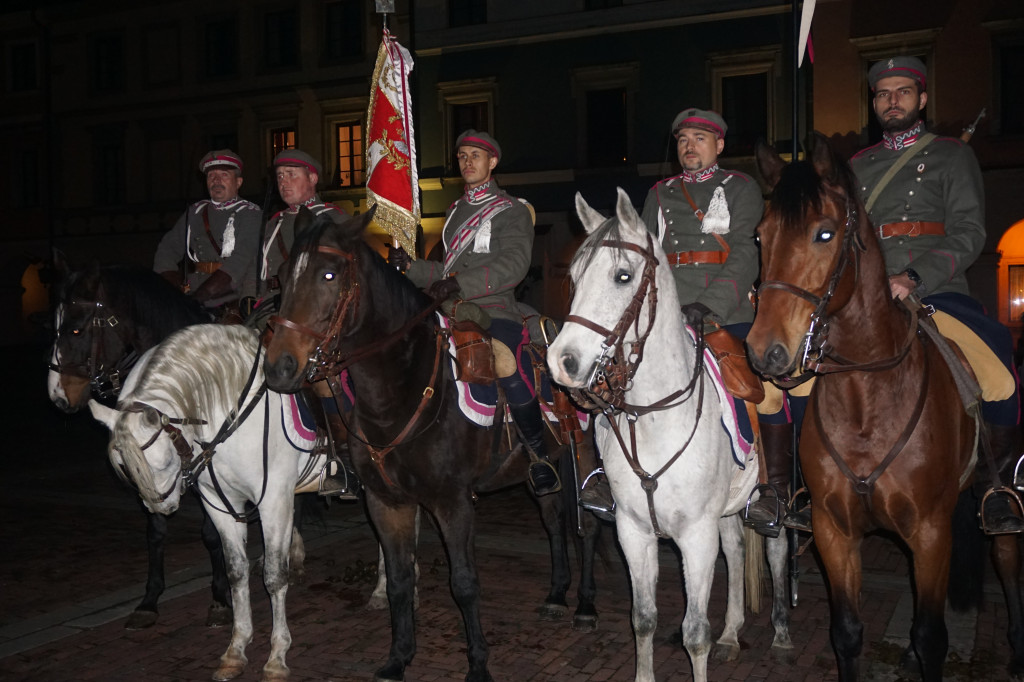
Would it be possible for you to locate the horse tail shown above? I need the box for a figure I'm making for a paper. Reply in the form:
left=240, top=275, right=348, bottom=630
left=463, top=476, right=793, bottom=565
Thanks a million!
left=744, top=526, right=766, bottom=613
left=948, top=486, right=985, bottom=612
left=109, top=416, right=162, bottom=504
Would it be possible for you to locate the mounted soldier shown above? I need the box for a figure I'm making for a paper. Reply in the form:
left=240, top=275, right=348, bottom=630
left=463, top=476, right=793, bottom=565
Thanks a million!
left=154, top=149, right=261, bottom=322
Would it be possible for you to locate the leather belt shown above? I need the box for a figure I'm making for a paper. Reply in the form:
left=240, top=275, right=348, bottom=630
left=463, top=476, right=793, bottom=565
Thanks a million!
left=195, top=261, right=222, bottom=274
left=665, top=250, right=728, bottom=266
left=878, top=221, right=945, bottom=238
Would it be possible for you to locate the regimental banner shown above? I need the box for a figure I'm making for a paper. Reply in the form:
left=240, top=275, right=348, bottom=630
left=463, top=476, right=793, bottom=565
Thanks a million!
left=365, top=29, right=419, bottom=256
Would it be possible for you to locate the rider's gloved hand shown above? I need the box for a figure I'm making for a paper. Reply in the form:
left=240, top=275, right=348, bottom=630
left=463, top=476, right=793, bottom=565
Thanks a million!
left=426, top=277, right=461, bottom=301
left=680, top=302, right=713, bottom=329
left=388, top=245, right=412, bottom=271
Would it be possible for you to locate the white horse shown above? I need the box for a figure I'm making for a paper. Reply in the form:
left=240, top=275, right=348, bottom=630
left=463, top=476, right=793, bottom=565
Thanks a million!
left=90, top=324, right=323, bottom=682
left=547, top=189, right=792, bottom=682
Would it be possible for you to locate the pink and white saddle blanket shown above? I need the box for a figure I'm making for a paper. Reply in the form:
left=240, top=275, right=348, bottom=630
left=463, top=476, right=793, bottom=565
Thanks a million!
left=280, top=393, right=319, bottom=454
left=437, top=314, right=591, bottom=431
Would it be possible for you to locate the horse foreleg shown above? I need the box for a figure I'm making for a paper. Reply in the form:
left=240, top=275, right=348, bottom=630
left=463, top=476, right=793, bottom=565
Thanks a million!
left=201, top=504, right=233, bottom=627
left=617, top=517, right=660, bottom=682
left=260, top=496, right=295, bottom=682
left=368, top=508, right=420, bottom=611
left=367, top=496, right=419, bottom=682
left=125, top=509, right=166, bottom=630
left=210, top=516, right=253, bottom=682
left=713, top=515, right=745, bottom=662
left=992, top=535, right=1024, bottom=675
left=814, top=515, right=864, bottom=682
left=905, top=521, right=952, bottom=682
left=431, top=497, right=493, bottom=682
left=676, top=518, right=721, bottom=682
left=536, top=481, right=571, bottom=621
left=765, top=531, right=793, bottom=650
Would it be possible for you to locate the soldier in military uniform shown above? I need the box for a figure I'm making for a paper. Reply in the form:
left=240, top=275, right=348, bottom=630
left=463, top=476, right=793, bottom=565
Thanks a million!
left=247, top=149, right=349, bottom=308
left=389, top=130, right=571, bottom=499
left=640, top=109, right=797, bottom=533
left=850, top=55, right=1022, bottom=534
left=154, top=149, right=261, bottom=319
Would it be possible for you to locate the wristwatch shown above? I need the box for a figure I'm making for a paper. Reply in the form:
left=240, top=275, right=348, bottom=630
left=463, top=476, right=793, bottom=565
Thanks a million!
left=903, top=268, right=922, bottom=287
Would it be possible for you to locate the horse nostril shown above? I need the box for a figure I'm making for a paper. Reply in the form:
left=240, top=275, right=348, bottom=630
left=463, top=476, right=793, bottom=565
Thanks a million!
left=561, top=353, right=579, bottom=378
left=766, top=344, right=790, bottom=372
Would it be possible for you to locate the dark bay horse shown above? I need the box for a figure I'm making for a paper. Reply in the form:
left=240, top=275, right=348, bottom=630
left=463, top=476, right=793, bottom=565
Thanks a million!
left=46, top=260, right=231, bottom=629
left=746, top=132, right=1024, bottom=680
left=263, top=208, right=600, bottom=682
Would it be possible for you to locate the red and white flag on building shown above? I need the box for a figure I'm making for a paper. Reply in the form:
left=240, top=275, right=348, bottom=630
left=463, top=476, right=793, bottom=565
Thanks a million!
left=365, top=29, right=419, bottom=255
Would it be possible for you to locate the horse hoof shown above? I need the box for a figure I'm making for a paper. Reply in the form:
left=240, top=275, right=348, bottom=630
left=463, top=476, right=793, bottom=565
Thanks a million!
left=538, top=602, right=568, bottom=620
left=206, top=604, right=233, bottom=628
left=366, top=593, right=389, bottom=611
left=713, top=643, right=740, bottom=662
left=771, top=635, right=794, bottom=651
left=260, top=662, right=290, bottom=682
left=212, top=663, right=246, bottom=681
left=572, top=613, right=598, bottom=633
left=124, top=609, right=158, bottom=630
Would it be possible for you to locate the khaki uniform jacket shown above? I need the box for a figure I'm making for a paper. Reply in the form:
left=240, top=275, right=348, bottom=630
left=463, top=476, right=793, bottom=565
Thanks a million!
left=248, top=200, right=347, bottom=298
left=850, top=132, right=985, bottom=297
left=640, top=168, right=763, bottom=326
left=153, top=198, right=261, bottom=295
left=406, top=183, right=532, bottom=323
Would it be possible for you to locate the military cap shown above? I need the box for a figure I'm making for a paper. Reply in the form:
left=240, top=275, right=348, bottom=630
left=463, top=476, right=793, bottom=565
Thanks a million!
left=671, top=108, right=728, bottom=139
left=455, top=129, right=501, bottom=161
left=273, top=149, right=322, bottom=177
left=199, top=149, right=243, bottom=173
left=868, top=56, right=927, bottom=91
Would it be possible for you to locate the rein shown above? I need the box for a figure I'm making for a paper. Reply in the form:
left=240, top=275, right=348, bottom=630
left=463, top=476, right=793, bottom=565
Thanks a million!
left=51, top=298, right=138, bottom=400
left=568, top=231, right=708, bottom=538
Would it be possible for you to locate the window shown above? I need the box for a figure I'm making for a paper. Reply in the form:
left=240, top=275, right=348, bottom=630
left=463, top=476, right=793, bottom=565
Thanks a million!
left=270, top=127, right=296, bottom=160
left=710, top=51, right=779, bottom=157
left=438, top=79, right=496, bottom=173
left=449, top=0, right=486, bottom=27
left=1010, top=264, right=1024, bottom=323
left=571, top=63, right=638, bottom=170
left=91, top=33, right=126, bottom=93
left=264, top=8, right=299, bottom=70
left=334, top=122, right=364, bottom=187
left=11, top=149, right=40, bottom=208
left=997, top=43, right=1024, bottom=136
left=324, top=0, right=363, bottom=62
left=144, top=24, right=180, bottom=87
left=8, top=42, right=38, bottom=92
left=585, top=88, right=628, bottom=167
left=94, top=133, right=125, bottom=206
left=204, top=17, right=239, bottom=79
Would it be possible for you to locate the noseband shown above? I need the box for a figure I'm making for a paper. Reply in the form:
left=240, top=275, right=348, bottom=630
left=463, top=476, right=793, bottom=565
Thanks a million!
left=118, top=401, right=207, bottom=502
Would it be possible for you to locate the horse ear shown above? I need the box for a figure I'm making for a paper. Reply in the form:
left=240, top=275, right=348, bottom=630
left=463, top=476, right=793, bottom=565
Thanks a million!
left=341, top=203, right=377, bottom=240
left=614, top=187, right=642, bottom=232
left=574, top=192, right=606, bottom=235
left=809, top=130, right=837, bottom=182
left=294, top=206, right=315, bottom=239
left=755, top=139, right=786, bottom=190
left=88, top=400, right=118, bottom=430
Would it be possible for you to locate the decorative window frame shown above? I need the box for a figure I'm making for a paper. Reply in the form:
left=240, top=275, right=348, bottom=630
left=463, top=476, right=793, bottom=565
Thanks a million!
left=708, top=47, right=780, bottom=159
left=569, top=62, right=639, bottom=169
left=437, top=78, right=497, bottom=174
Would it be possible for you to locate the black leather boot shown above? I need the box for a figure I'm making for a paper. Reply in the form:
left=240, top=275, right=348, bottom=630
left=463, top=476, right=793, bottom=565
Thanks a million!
left=576, top=439, right=615, bottom=520
left=511, top=399, right=561, bottom=496
left=977, top=424, right=1024, bottom=535
left=744, top=422, right=797, bottom=537
left=319, top=412, right=359, bottom=501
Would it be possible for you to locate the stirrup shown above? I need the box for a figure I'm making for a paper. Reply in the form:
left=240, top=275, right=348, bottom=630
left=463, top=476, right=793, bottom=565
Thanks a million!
left=578, top=469, right=615, bottom=521
left=978, top=486, right=1024, bottom=535
left=319, top=456, right=359, bottom=500
left=743, top=483, right=787, bottom=538
left=1014, top=454, right=1024, bottom=492
left=529, top=459, right=562, bottom=496
left=783, top=487, right=812, bottom=533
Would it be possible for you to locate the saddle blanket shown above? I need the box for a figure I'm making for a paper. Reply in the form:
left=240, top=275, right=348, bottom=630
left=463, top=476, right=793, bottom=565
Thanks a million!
left=282, top=393, right=318, bottom=453
left=437, top=314, right=591, bottom=430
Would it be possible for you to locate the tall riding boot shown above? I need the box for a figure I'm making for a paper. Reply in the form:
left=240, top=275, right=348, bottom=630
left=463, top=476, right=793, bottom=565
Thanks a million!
left=511, top=399, right=562, bottom=496
left=977, top=424, right=1024, bottom=534
left=319, top=411, right=360, bottom=501
left=744, top=422, right=797, bottom=537
left=576, top=437, right=615, bottom=521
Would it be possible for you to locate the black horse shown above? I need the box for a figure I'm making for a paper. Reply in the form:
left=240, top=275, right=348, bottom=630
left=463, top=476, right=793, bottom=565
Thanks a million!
left=264, top=208, right=601, bottom=682
left=46, top=259, right=232, bottom=629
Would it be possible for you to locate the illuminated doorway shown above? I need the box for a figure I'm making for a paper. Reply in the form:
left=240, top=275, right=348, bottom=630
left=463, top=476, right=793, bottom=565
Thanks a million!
left=997, top=218, right=1024, bottom=335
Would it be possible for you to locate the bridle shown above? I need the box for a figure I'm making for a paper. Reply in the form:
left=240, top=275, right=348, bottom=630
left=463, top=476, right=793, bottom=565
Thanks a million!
left=51, top=299, right=138, bottom=400
left=564, top=229, right=707, bottom=538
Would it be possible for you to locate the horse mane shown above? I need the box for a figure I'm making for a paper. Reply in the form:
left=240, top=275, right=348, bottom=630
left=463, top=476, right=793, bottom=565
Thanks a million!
left=771, top=146, right=861, bottom=235
left=124, top=325, right=261, bottom=427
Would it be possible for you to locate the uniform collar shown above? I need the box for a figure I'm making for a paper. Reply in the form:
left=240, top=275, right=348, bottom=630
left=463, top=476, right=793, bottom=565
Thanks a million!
left=464, top=180, right=495, bottom=204
left=882, top=121, right=926, bottom=151
left=286, top=195, right=320, bottom=213
left=210, top=197, right=242, bottom=209
left=681, top=164, right=719, bottom=183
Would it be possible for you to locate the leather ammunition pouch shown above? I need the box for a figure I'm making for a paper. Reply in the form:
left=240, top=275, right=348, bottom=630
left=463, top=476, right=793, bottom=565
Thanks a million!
left=450, top=320, right=496, bottom=385
left=705, top=326, right=764, bottom=404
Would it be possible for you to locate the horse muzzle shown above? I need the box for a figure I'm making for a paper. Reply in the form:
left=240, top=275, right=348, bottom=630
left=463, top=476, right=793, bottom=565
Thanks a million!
left=264, top=352, right=305, bottom=393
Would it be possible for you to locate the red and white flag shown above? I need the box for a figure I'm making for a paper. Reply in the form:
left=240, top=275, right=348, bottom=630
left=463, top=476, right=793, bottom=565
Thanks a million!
left=365, top=29, right=419, bottom=255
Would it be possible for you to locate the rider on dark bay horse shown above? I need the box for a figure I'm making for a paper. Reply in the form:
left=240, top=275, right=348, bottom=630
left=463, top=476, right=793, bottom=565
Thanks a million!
left=639, top=108, right=799, bottom=534
left=388, top=129, right=604, bottom=502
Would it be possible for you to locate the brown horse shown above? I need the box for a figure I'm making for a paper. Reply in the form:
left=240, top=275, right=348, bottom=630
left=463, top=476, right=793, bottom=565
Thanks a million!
left=746, top=133, right=1024, bottom=680
left=262, top=208, right=600, bottom=682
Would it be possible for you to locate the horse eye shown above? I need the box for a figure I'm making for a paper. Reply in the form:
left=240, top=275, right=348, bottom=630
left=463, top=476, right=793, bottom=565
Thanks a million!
left=323, top=272, right=336, bottom=282
left=71, top=328, right=81, bottom=335
left=816, top=229, right=835, bottom=243
left=615, top=270, right=632, bottom=284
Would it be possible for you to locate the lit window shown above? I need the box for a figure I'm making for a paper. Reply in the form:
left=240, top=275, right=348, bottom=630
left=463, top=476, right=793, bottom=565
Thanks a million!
left=271, top=127, right=296, bottom=160
left=335, top=122, right=364, bottom=187
left=1010, top=265, right=1024, bottom=323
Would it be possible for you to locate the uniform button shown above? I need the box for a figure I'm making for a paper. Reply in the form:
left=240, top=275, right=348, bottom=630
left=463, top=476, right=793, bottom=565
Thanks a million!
left=672, top=239, right=679, bottom=246
left=904, top=204, right=911, bottom=211
left=908, top=191, right=914, bottom=196
left=861, top=186, right=867, bottom=191
left=902, top=215, right=908, bottom=221
left=916, top=177, right=922, bottom=182
left=700, top=238, right=705, bottom=245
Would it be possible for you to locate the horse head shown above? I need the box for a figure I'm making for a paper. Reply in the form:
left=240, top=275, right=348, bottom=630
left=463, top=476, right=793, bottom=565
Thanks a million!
left=264, top=206, right=378, bottom=392
left=746, top=132, right=875, bottom=380
left=548, top=187, right=677, bottom=400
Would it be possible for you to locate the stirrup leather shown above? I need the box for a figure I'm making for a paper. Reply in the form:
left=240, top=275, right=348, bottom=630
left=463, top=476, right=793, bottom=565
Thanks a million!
left=782, top=487, right=812, bottom=532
